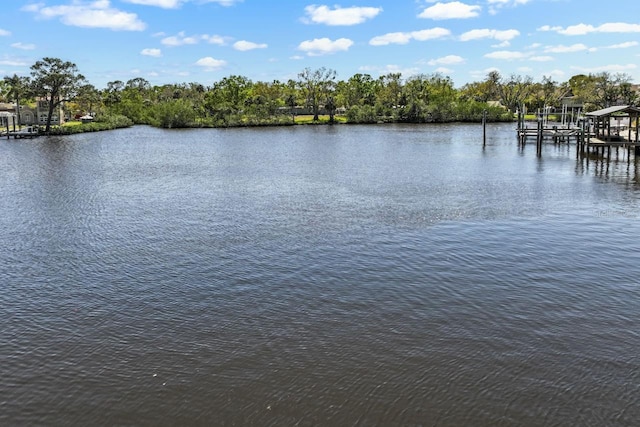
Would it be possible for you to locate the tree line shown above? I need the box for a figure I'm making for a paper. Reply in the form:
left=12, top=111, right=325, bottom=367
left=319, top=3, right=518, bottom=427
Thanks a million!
left=1, top=57, right=638, bottom=131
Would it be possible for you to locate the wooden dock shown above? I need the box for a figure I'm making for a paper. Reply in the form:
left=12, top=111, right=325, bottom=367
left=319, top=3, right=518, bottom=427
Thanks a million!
left=517, top=121, right=586, bottom=157
left=581, top=132, right=640, bottom=158
left=517, top=127, right=583, bottom=144
left=518, top=124, right=640, bottom=159
left=3, top=127, right=40, bottom=139
left=516, top=105, right=640, bottom=159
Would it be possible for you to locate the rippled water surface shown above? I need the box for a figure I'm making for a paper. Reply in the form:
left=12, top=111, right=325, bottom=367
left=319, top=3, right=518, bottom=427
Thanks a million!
left=1, top=124, right=639, bottom=426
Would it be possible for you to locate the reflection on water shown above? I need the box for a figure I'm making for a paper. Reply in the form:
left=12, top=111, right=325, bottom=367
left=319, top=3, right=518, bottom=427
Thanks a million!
left=1, top=124, right=640, bottom=426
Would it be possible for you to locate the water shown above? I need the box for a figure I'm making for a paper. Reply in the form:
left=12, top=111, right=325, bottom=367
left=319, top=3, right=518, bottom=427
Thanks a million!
left=1, top=124, right=639, bottom=426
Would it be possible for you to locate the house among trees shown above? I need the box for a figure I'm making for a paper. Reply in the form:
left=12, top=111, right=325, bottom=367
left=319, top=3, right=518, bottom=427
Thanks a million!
left=0, top=111, right=17, bottom=131
left=0, top=100, right=63, bottom=126
left=35, top=99, right=64, bottom=126
left=0, top=103, right=15, bottom=115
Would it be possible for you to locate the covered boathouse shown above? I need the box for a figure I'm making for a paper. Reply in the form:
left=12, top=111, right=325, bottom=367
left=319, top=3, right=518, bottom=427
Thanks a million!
left=586, top=105, right=640, bottom=142
left=584, top=105, right=640, bottom=157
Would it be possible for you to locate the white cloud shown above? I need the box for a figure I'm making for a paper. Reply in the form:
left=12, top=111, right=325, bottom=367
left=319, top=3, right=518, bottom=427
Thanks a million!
left=369, top=28, right=450, bottom=46
left=605, top=41, right=638, bottom=49
left=544, top=44, right=588, bottom=53
left=290, top=55, right=304, bottom=60
left=434, top=67, right=453, bottom=74
left=297, top=37, right=353, bottom=56
left=418, top=2, right=481, bottom=20
left=123, top=0, right=241, bottom=7
left=427, top=55, right=465, bottom=66
left=141, top=48, right=162, bottom=57
left=201, top=0, right=242, bottom=5
left=529, top=56, right=553, bottom=62
left=160, top=32, right=228, bottom=46
left=161, top=32, right=200, bottom=46
left=488, top=0, right=531, bottom=4
left=487, top=0, right=531, bottom=14
left=359, top=64, right=420, bottom=77
left=459, top=29, right=520, bottom=42
left=597, top=23, right=640, bottom=33
left=11, top=42, right=36, bottom=50
left=411, top=28, right=452, bottom=41
left=195, top=57, right=227, bottom=71
left=124, top=0, right=181, bottom=7
left=202, top=35, right=228, bottom=45
left=23, top=0, right=146, bottom=31
left=556, top=24, right=594, bottom=36
left=537, top=25, right=561, bottom=32
left=0, top=29, right=10, bottom=36
left=303, top=5, right=382, bottom=26
left=484, top=50, right=527, bottom=60
left=233, top=40, right=268, bottom=51
left=539, top=22, right=640, bottom=35
left=370, top=32, right=413, bottom=46
left=491, top=41, right=511, bottom=48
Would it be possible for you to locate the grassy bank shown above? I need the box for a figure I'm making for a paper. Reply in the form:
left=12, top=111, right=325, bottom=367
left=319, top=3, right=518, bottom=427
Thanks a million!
left=45, top=114, right=134, bottom=135
left=293, top=115, right=348, bottom=124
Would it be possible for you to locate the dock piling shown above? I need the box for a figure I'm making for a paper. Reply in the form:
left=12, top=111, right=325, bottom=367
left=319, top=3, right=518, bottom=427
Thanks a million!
left=482, top=110, right=487, bottom=147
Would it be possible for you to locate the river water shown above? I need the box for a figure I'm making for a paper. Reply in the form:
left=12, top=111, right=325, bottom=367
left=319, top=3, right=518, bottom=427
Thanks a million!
left=1, top=124, right=639, bottom=426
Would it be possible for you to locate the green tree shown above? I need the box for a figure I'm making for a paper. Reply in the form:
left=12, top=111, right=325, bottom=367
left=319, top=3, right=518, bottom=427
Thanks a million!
left=248, top=80, right=283, bottom=119
left=30, top=57, right=85, bottom=133
left=569, top=72, right=628, bottom=110
left=184, top=82, right=207, bottom=124
left=124, top=77, right=153, bottom=123
left=492, top=72, right=533, bottom=113
left=567, top=74, right=597, bottom=109
left=151, top=98, right=196, bottom=128
left=593, top=72, right=618, bottom=108
left=204, top=75, right=252, bottom=125
left=218, top=75, right=252, bottom=111
left=612, top=73, right=636, bottom=106
left=402, top=75, right=429, bottom=122
left=618, top=79, right=638, bottom=105
left=2, top=74, right=31, bottom=125
left=376, top=72, right=403, bottom=109
left=424, top=73, right=457, bottom=121
left=126, top=77, right=151, bottom=92
left=74, top=83, right=101, bottom=117
left=103, top=80, right=124, bottom=108
left=325, top=95, right=337, bottom=123
left=283, top=79, right=299, bottom=122
left=459, top=80, right=495, bottom=103
left=341, top=73, right=376, bottom=107
left=297, top=67, right=336, bottom=121
left=526, top=76, right=570, bottom=112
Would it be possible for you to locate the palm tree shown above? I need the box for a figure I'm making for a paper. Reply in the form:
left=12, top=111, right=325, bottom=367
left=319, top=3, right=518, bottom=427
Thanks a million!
left=2, top=74, right=30, bottom=126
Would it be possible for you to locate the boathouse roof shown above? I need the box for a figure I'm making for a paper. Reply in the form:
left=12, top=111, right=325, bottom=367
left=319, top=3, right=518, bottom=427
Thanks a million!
left=586, top=105, right=640, bottom=117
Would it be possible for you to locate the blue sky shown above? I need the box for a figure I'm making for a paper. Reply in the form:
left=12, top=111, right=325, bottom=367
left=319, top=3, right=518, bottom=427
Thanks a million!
left=1, top=0, right=639, bottom=89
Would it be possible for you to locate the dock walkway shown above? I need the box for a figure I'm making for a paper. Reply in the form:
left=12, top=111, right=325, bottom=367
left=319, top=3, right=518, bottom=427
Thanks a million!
left=3, top=127, right=40, bottom=139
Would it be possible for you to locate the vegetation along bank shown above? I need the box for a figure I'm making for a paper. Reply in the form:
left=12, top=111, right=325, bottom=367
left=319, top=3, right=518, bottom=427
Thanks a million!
left=2, top=57, right=638, bottom=133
